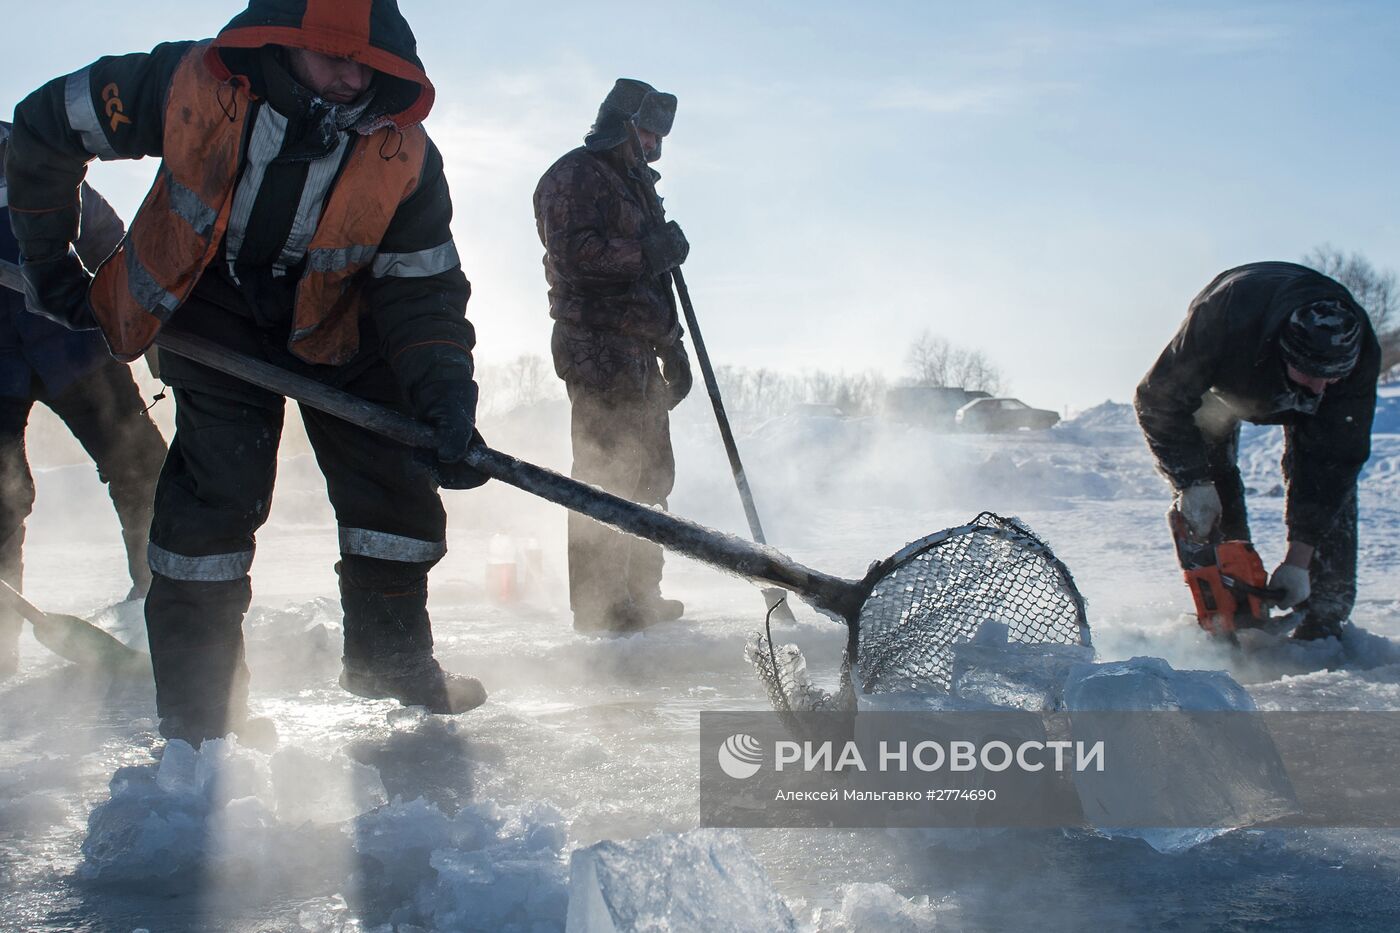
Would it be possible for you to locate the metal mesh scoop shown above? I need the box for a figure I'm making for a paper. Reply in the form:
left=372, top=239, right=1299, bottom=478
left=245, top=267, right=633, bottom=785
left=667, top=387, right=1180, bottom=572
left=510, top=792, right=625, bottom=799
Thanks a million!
left=852, top=512, right=1089, bottom=693
left=748, top=512, right=1089, bottom=711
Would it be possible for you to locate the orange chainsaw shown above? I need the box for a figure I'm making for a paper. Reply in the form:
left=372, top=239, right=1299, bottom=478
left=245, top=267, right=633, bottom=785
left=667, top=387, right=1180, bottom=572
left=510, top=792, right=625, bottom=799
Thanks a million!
left=1168, top=511, right=1285, bottom=639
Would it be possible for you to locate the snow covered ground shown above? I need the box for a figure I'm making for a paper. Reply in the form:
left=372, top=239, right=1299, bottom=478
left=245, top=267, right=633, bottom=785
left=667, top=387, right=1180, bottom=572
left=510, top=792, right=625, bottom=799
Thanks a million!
left=2, top=387, right=1399, bottom=931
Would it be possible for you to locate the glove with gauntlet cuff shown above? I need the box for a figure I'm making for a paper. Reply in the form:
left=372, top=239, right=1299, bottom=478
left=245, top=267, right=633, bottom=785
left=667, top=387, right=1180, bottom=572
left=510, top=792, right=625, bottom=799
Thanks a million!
left=20, top=248, right=99, bottom=331
left=659, top=340, right=692, bottom=409
left=640, top=221, right=689, bottom=276
left=399, top=345, right=490, bottom=490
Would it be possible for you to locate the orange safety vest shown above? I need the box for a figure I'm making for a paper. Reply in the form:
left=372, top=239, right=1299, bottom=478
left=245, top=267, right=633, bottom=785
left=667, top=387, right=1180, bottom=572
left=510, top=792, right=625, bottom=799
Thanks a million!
left=89, top=42, right=427, bottom=366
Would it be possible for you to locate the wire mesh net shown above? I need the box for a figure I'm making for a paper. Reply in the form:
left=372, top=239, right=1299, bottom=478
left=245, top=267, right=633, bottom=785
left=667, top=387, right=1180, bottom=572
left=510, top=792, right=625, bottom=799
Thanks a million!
left=747, top=632, right=857, bottom=714
left=855, top=512, right=1088, bottom=693
left=749, top=512, right=1089, bottom=711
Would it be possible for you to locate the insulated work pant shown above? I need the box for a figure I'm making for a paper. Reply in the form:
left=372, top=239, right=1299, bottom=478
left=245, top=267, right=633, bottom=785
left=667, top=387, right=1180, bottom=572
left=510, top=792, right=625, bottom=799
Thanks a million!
left=565, top=376, right=675, bottom=624
left=0, top=359, right=166, bottom=668
left=145, top=351, right=447, bottom=734
left=1196, top=423, right=1358, bottom=627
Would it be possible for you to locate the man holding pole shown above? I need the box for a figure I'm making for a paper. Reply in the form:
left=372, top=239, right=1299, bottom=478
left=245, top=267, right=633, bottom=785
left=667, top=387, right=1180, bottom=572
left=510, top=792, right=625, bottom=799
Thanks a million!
left=6, top=0, right=490, bottom=745
left=533, top=79, right=693, bottom=633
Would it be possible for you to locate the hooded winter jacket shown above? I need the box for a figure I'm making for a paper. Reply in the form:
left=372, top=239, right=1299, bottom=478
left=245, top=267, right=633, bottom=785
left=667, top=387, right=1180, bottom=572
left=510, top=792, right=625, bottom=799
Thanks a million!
left=534, top=146, right=681, bottom=388
left=4, top=0, right=472, bottom=397
left=1135, top=261, right=1380, bottom=544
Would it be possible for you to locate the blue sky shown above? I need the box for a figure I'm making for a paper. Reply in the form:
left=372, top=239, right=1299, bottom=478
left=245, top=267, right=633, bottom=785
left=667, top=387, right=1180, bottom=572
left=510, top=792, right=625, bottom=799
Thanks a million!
left=3, top=1, right=1397, bottom=410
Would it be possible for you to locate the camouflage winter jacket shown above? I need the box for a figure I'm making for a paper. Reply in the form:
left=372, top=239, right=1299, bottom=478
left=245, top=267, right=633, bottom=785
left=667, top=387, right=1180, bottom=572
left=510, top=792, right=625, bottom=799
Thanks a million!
left=1135, top=262, right=1380, bottom=544
left=533, top=146, right=680, bottom=391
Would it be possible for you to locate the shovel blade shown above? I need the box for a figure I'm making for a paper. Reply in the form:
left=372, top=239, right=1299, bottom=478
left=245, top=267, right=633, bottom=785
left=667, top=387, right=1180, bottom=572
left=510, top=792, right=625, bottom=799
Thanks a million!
left=0, top=579, right=150, bottom=674
left=30, top=611, right=149, bottom=674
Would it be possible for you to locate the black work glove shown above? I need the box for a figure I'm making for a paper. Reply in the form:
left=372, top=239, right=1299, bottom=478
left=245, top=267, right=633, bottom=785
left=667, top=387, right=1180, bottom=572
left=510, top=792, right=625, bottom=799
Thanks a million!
left=21, top=249, right=99, bottom=331
left=660, top=340, right=693, bottom=409
left=415, top=426, right=491, bottom=490
left=640, top=220, right=689, bottom=276
left=410, top=371, right=490, bottom=490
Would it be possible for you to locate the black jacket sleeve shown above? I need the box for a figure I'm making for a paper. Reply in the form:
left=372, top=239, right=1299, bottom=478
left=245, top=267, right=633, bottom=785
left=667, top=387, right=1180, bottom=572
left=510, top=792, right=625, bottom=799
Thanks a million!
left=368, top=139, right=476, bottom=407
left=1284, top=335, right=1380, bottom=544
left=4, top=41, right=191, bottom=260
left=1134, top=285, right=1232, bottom=490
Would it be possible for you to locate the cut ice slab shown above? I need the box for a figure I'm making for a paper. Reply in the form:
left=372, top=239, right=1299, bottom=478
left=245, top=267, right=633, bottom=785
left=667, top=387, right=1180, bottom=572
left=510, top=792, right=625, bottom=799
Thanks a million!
left=857, top=621, right=1094, bottom=712
left=566, top=828, right=796, bottom=933
left=948, top=620, right=1094, bottom=711
left=1064, top=657, right=1296, bottom=853
left=1064, top=655, right=1256, bottom=712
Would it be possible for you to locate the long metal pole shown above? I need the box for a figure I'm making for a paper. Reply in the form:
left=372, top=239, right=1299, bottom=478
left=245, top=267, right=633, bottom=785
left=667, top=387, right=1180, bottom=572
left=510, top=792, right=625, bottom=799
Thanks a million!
left=151, top=330, right=865, bottom=621
left=0, top=261, right=857, bottom=617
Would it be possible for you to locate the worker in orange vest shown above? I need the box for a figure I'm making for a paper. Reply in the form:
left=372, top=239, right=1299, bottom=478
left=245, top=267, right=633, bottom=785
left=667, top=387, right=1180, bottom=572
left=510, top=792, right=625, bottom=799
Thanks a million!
left=6, top=0, right=489, bottom=746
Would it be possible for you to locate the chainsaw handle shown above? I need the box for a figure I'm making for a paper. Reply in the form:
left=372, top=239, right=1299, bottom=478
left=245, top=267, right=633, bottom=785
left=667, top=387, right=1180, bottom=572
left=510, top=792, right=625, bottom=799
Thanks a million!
left=1220, top=575, right=1287, bottom=603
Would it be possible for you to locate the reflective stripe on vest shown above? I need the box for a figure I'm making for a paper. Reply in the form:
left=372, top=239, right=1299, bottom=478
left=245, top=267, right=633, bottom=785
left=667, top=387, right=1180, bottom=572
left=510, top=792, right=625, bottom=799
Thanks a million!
left=224, top=105, right=290, bottom=276
left=89, top=42, right=431, bottom=366
left=275, top=133, right=352, bottom=276
left=289, top=128, right=427, bottom=364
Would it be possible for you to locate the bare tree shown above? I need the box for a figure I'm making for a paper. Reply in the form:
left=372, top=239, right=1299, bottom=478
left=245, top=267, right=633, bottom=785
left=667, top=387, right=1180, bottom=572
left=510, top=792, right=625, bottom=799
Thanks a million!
left=907, top=331, right=953, bottom=386
left=475, top=353, right=563, bottom=414
left=507, top=353, right=551, bottom=407
left=949, top=349, right=1005, bottom=396
left=906, top=330, right=1005, bottom=394
left=1305, top=245, right=1400, bottom=377
left=714, top=366, right=887, bottom=417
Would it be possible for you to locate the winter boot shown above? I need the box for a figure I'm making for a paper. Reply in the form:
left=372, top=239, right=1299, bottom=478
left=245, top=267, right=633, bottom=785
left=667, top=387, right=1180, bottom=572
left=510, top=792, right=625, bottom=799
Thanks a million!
left=574, top=597, right=672, bottom=635
left=626, top=535, right=683, bottom=627
left=146, top=573, right=257, bottom=748
left=340, top=653, right=487, bottom=714
left=338, top=559, right=486, bottom=714
left=1290, top=617, right=1345, bottom=642
left=158, top=711, right=279, bottom=752
left=636, top=596, right=685, bottom=623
